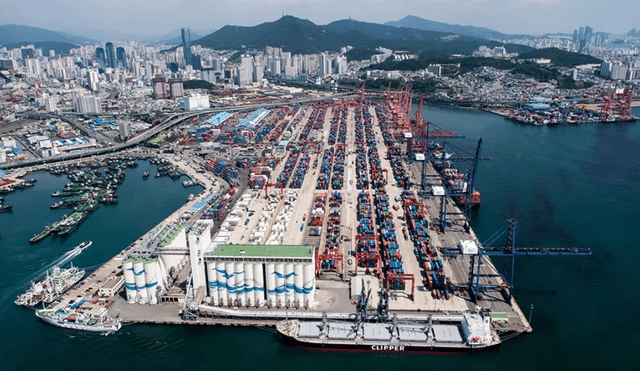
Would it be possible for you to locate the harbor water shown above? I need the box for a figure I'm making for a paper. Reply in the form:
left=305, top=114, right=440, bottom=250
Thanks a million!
left=0, top=107, right=639, bottom=370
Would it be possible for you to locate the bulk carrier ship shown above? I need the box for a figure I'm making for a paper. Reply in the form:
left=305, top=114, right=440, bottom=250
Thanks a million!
left=277, top=289, right=500, bottom=354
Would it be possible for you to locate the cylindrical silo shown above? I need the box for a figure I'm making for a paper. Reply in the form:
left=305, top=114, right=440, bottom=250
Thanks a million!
left=216, top=261, right=226, bottom=306
left=225, top=261, right=236, bottom=306
left=265, top=263, right=276, bottom=306
left=144, top=258, right=158, bottom=304
left=133, top=259, right=148, bottom=304
left=275, top=263, right=285, bottom=307
left=206, top=262, right=219, bottom=305
left=253, top=263, right=265, bottom=306
left=235, top=262, right=245, bottom=306
left=303, top=263, right=315, bottom=308
left=245, top=262, right=255, bottom=307
left=285, top=263, right=294, bottom=306
left=122, top=258, right=137, bottom=304
left=157, top=257, right=167, bottom=290
left=294, top=264, right=304, bottom=306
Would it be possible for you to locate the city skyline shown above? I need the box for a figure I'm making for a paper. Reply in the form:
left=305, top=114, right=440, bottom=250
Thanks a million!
left=2, top=0, right=639, bottom=39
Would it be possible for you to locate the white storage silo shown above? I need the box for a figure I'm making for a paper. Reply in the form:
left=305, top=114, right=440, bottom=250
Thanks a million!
left=303, top=262, right=315, bottom=308
left=275, top=263, right=285, bottom=307
left=265, top=263, right=276, bottom=306
left=285, top=263, right=294, bottom=306
left=245, top=262, right=254, bottom=307
left=157, top=257, right=168, bottom=290
left=216, top=261, right=226, bottom=306
left=144, top=258, right=159, bottom=304
left=133, top=259, right=148, bottom=304
left=206, top=262, right=219, bottom=305
left=122, top=259, right=137, bottom=304
left=235, top=262, right=245, bottom=306
left=226, top=261, right=236, bottom=306
left=253, top=263, right=265, bottom=306
left=294, top=264, right=304, bottom=306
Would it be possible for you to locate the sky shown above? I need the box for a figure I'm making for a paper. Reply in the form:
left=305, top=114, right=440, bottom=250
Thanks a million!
left=2, top=0, right=639, bottom=38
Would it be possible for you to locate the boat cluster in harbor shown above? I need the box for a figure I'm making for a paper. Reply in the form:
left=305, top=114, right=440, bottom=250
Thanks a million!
left=30, top=157, right=143, bottom=243
left=0, top=178, right=37, bottom=212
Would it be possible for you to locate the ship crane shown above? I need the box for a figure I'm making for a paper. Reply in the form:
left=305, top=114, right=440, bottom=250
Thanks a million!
left=419, top=139, right=489, bottom=231
left=264, top=182, right=284, bottom=198
left=445, top=219, right=592, bottom=303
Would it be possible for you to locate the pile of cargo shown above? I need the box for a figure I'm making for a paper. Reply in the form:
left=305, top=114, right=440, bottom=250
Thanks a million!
left=355, top=147, right=369, bottom=189
left=373, top=190, right=405, bottom=289
left=328, top=104, right=348, bottom=145
left=298, top=103, right=326, bottom=142
left=355, top=191, right=380, bottom=272
left=308, top=193, right=325, bottom=237
left=401, top=190, right=450, bottom=299
left=331, top=145, right=345, bottom=190
left=320, top=191, right=343, bottom=270
left=201, top=202, right=224, bottom=220
left=368, top=148, right=387, bottom=189
left=276, top=150, right=300, bottom=186
left=316, top=147, right=334, bottom=190
left=289, top=154, right=310, bottom=188
left=265, top=190, right=299, bottom=245
left=388, top=146, right=412, bottom=189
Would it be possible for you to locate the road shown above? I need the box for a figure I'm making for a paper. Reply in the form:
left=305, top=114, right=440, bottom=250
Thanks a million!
left=3, top=93, right=353, bottom=171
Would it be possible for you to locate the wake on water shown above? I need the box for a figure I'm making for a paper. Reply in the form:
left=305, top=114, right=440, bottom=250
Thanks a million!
left=0, top=246, right=83, bottom=307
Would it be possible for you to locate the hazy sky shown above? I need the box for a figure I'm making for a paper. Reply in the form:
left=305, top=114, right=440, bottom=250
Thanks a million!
left=3, top=0, right=638, bottom=37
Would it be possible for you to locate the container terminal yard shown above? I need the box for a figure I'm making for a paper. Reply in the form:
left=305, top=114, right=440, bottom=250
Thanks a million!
left=5, top=92, right=592, bottom=351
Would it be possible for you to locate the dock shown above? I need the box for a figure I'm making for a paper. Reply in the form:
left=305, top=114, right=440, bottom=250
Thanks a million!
left=42, top=100, right=531, bottom=342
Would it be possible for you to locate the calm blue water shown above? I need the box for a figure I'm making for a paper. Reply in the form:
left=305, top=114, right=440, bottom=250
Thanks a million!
left=1, top=108, right=638, bottom=371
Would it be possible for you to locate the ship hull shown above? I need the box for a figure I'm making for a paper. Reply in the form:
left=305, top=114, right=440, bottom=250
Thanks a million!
left=36, top=314, right=120, bottom=333
left=278, top=334, right=499, bottom=354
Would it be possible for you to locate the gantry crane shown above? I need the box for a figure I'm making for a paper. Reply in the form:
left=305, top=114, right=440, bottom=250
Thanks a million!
left=444, top=219, right=592, bottom=303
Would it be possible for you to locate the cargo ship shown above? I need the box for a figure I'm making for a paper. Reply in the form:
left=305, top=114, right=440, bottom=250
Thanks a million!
left=14, top=264, right=85, bottom=308
left=35, top=304, right=122, bottom=333
left=277, top=312, right=499, bottom=354
left=57, top=211, right=89, bottom=236
left=277, top=289, right=500, bottom=354
left=29, top=222, right=60, bottom=243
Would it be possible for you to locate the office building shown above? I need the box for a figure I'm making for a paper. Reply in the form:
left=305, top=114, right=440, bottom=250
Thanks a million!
left=181, top=28, right=193, bottom=67
left=105, top=42, right=116, bottom=68
left=116, top=47, right=127, bottom=68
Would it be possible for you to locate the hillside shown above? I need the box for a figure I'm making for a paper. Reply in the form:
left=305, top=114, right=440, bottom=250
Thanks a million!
left=518, top=48, right=602, bottom=67
left=0, top=24, right=89, bottom=46
left=195, top=16, right=340, bottom=54
left=4, top=41, right=78, bottom=55
left=195, top=16, right=533, bottom=56
left=385, top=15, right=517, bottom=40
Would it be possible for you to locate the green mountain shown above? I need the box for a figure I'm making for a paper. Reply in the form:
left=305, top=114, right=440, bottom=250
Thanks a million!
left=194, top=16, right=532, bottom=56
left=518, top=48, right=602, bottom=67
left=0, top=24, right=90, bottom=46
left=4, top=41, right=78, bottom=55
left=195, top=16, right=340, bottom=54
left=384, top=15, right=518, bottom=40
